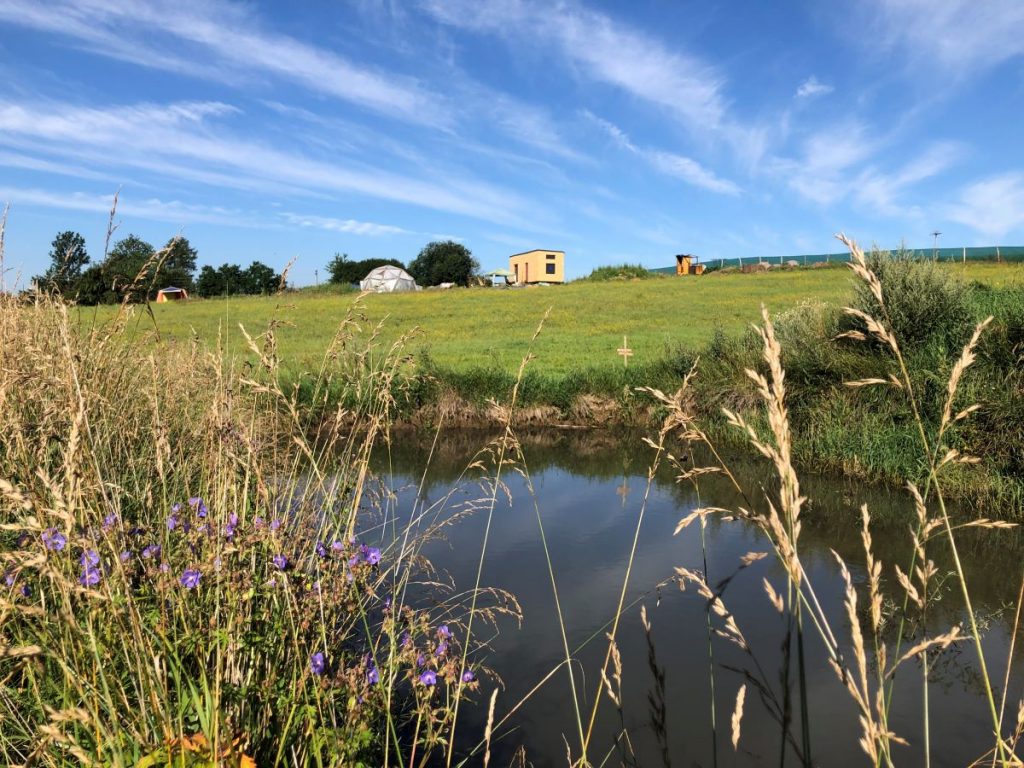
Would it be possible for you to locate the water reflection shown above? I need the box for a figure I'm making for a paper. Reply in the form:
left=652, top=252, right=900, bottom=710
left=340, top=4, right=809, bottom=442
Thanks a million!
left=370, top=428, right=1023, bottom=766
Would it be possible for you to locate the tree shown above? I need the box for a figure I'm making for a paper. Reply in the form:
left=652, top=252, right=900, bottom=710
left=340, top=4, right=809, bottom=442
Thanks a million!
left=407, top=241, right=477, bottom=287
left=160, top=236, right=198, bottom=292
left=244, top=261, right=280, bottom=294
left=74, top=265, right=110, bottom=306
left=195, top=265, right=223, bottom=297
left=103, top=235, right=156, bottom=302
left=36, top=231, right=89, bottom=293
left=326, top=253, right=404, bottom=285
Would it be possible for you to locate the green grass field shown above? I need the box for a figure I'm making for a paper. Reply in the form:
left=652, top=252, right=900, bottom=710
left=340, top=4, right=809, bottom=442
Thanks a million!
left=87, top=261, right=1024, bottom=376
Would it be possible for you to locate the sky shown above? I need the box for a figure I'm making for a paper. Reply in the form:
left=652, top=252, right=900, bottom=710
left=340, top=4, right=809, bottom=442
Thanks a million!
left=0, top=0, right=1023, bottom=286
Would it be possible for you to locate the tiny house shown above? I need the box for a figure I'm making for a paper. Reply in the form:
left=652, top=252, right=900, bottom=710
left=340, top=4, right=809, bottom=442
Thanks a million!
left=509, top=250, right=565, bottom=284
left=675, top=254, right=705, bottom=275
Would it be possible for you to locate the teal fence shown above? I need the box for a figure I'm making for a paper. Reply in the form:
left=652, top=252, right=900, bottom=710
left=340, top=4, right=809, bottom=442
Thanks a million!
left=651, top=245, right=1024, bottom=274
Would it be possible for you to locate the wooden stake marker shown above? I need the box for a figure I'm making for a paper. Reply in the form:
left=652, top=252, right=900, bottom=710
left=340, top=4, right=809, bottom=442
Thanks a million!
left=617, top=336, right=633, bottom=368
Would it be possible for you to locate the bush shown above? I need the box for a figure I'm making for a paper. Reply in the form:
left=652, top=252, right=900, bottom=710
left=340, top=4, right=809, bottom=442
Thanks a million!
left=579, top=264, right=656, bottom=281
left=850, top=247, right=973, bottom=353
left=326, top=254, right=404, bottom=285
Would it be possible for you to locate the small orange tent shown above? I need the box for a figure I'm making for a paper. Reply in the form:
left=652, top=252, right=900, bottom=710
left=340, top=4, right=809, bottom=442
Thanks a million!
left=156, top=287, right=189, bottom=302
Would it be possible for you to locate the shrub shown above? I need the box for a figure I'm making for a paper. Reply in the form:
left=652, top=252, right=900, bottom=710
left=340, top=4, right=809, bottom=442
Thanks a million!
left=849, top=247, right=973, bottom=353
left=578, top=264, right=656, bottom=281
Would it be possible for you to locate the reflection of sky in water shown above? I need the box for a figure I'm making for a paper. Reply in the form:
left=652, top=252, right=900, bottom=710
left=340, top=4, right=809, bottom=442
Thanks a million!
left=371, top=432, right=1024, bottom=766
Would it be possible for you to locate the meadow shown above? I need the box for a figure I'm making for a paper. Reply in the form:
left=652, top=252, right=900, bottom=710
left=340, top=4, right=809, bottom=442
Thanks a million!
left=92, top=261, right=1024, bottom=375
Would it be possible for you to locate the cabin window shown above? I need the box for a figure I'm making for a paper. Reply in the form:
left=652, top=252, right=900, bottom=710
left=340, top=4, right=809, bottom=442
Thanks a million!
left=546, top=264, right=556, bottom=275
left=546, top=253, right=556, bottom=259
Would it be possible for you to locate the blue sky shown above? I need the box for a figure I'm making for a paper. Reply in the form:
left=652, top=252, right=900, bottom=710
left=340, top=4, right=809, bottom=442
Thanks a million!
left=1, top=0, right=1022, bottom=285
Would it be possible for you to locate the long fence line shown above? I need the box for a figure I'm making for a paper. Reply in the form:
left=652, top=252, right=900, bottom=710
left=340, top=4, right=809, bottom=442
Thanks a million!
left=650, top=245, right=1024, bottom=273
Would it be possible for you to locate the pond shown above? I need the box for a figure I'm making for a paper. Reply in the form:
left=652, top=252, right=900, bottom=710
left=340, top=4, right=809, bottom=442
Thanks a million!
left=368, top=428, right=1024, bottom=766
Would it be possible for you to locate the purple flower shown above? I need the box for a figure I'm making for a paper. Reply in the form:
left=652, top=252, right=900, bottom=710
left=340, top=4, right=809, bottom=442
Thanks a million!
left=42, top=528, right=66, bottom=552
left=331, top=540, right=344, bottom=552
left=119, top=550, right=131, bottom=563
left=461, top=669, right=475, bottom=683
left=180, top=568, right=201, bottom=589
left=166, top=515, right=179, bottom=531
left=3, top=572, right=13, bottom=587
left=437, top=624, right=450, bottom=639
left=272, top=554, right=288, bottom=570
left=315, top=541, right=328, bottom=558
left=228, top=512, right=239, bottom=527
left=310, top=652, right=325, bottom=675
left=20, top=583, right=31, bottom=598
left=80, top=550, right=100, bottom=567
left=419, top=670, right=437, bottom=686
left=80, top=565, right=101, bottom=587
left=348, top=554, right=361, bottom=568
left=383, top=595, right=392, bottom=610
left=435, top=641, right=448, bottom=657
left=254, top=516, right=265, bottom=529
left=270, top=518, right=281, bottom=531
left=188, top=497, right=208, bottom=517
left=416, top=652, right=425, bottom=668
left=142, top=544, right=160, bottom=559
left=401, top=631, right=412, bottom=648
left=171, top=503, right=181, bottom=513
left=365, top=547, right=381, bottom=566
left=367, top=665, right=379, bottom=685
left=159, top=563, right=170, bottom=573
left=103, top=513, right=117, bottom=529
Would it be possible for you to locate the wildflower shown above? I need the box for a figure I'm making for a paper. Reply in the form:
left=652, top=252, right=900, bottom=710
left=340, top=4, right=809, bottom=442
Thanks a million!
left=228, top=512, right=239, bottom=527
left=419, top=670, right=437, bottom=686
left=437, top=624, right=450, bottom=638
left=435, top=641, right=448, bottom=657
left=254, top=516, right=265, bottom=528
left=416, top=652, right=425, bottom=667
left=401, top=631, right=412, bottom=648
left=365, top=547, right=381, bottom=566
left=80, top=550, right=100, bottom=567
left=142, top=544, right=160, bottom=559
left=461, top=669, right=475, bottom=683
left=3, top=572, right=13, bottom=587
left=270, top=518, right=281, bottom=531
left=171, top=503, right=181, bottom=513
left=315, top=541, right=328, bottom=558
left=331, top=540, right=344, bottom=552
left=20, top=583, right=31, bottom=598
left=80, top=565, right=101, bottom=587
left=310, top=652, right=325, bottom=675
left=42, top=528, right=66, bottom=552
left=159, top=563, right=170, bottom=573
left=166, top=515, right=179, bottom=531
left=103, top=513, right=117, bottom=529
left=187, top=497, right=208, bottom=517
left=367, top=665, right=379, bottom=685
left=348, top=553, right=362, bottom=568
left=383, top=595, right=392, bottom=611
left=213, top=557, right=223, bottom=571
left=180, top=569, right=201, bottom=589
left=272, top=554, right=288, bottom=570
left=120, top=550, right=131, bottom=562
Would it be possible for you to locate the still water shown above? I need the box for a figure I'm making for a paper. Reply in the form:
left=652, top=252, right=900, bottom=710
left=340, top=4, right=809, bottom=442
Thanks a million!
left=368, top=428, right=1023, bottom=766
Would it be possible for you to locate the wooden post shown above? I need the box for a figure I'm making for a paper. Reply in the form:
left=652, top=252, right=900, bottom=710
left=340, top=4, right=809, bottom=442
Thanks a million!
left=617, top=336, right=633, bottom=369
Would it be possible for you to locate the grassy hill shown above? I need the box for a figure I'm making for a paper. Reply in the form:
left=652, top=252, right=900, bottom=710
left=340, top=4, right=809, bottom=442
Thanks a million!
left=81, top=261, right=1024, bottom=376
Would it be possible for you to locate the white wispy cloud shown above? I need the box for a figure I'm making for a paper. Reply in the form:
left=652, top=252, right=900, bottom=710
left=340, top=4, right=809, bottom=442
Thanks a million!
left=795, top=76, right=833, bottom=99
left=585, top=112, right=740, bottom=195
left=947, top=172, right=1024, bottom=239
left=867, top=0, right=1024, bottom=76
left=0, top=98, right=535, bottom=227
left=420, top=0, right=733, bottom=140
left=0, top=186, right=268, bottom=228
left=0, top=0, right=450, bottom=127
left=852, top=141, right=961, bottom=216
left=279, top=213, right=410, bottom=236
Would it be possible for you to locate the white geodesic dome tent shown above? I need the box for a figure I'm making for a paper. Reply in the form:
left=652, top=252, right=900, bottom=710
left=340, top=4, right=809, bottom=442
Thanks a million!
left=359, top=265, right=419, bottom=293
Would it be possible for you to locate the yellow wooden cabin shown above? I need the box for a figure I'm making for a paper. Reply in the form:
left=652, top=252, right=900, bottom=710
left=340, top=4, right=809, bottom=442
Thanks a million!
left=509, top=249, right=565, bottom=284
left=675, top=254, right=705, bottom=275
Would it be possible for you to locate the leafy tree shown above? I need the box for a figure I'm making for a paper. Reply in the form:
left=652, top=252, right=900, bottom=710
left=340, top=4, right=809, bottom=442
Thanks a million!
left=195, top=265, right=223, bottom=297
left=159, top=236, right=198, bottom=292
left=74, top=265, right=111, bottom=306
left=103, top=235, right=156, bottom=302
left=36, top=231, right=89, bottom=293
left=407, top=241, right=477, bottom=287
left=326, top=253, right=404, bottom=285
left=244, top=261, right=279, bottom=294
left=195, top=262, right=283, bottom=297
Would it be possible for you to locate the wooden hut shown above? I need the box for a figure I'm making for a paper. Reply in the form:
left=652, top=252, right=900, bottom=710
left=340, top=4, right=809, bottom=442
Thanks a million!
left=675, top=254, right=705, bottom=275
